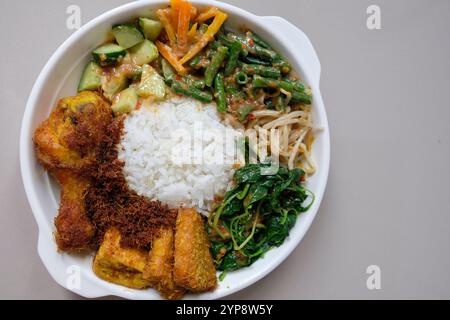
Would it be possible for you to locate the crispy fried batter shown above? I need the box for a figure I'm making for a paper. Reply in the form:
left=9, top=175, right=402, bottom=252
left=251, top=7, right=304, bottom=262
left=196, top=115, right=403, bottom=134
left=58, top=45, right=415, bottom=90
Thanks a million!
left=93, top=228, right=151, bottom=289
left=52, top=169, right=94, bottom=251
left=33, top=91, right=112, bottom=172
left=33, top=91, right=113, bottom=251
left=173, top=208, right=217, bottom=292
left=143, top=228, right=185, bottom=300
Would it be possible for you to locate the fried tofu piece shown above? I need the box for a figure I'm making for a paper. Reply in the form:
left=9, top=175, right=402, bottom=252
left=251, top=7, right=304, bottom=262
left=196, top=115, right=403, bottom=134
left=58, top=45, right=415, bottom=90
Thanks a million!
left=173, top=208, right=217, bottom=292
left=93, top=228, right=151, bottom=289
left=53, top=169, right=94, bottom=251
left=33, top=91, right=112, bottom=172
left=143, top=228, right=185, bottom=300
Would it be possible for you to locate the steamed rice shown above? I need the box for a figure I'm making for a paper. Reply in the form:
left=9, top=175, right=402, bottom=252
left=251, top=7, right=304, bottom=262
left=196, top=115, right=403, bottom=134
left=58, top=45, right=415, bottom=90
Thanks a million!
left=118, top=96, right=240, bottom=213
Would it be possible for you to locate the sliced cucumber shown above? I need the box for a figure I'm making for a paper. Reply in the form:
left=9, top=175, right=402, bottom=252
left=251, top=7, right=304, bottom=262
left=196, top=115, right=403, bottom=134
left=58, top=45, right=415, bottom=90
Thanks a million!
left=112, top=25, right=144, bottom=49
left=139, top=18, right=162, bottom=41
left=101, top=73, right=128, bottom=101
left=93, top=43, right=126, bottom=66
left=111, top=87, right=138, bottom=115
left=78, top=61, right=102, bottom=92
left=137, top=64, right=165, bottom=100
left=128, top=39, right=159, bottom=66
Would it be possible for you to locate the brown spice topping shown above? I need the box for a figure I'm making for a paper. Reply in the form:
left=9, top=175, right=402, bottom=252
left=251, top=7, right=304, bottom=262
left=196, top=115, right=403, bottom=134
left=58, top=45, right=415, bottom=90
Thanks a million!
left=85, top=117, right=177, bottom=249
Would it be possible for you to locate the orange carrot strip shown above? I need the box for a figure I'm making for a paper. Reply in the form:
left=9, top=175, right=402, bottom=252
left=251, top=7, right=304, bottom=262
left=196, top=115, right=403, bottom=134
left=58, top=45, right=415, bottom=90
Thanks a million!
left=196, top=6, right=219, bottom=23
left=177, top=0, right=192, bottom=53
left=188, top=22, right=198, bottom=39
left=190, top=6, right=198, bottom=20
left=157, top=9, right=177, bottom=48
left=179, top=11, right=228, bottom=65
left=170, top=0, right=182, bottom=31
left=156, top=41, right=187, bottom=75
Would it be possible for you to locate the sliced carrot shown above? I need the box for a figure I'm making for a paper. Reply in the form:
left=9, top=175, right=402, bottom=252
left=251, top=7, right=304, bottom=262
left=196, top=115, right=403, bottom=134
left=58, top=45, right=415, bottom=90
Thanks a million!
left=190, top=6, right=198, bottom=20
left=157, top=9, right=177, bottom=48
left=170, top=0, right=182, bottom=31
left=196, top=6, right=219, bottom=23
left=188, top=22, right=198, bottom=39
left=179, top=11, right=228, bottom=65
left=156, top=41, right=187, bottom=75
left=177, top=0, right=192, bottom=53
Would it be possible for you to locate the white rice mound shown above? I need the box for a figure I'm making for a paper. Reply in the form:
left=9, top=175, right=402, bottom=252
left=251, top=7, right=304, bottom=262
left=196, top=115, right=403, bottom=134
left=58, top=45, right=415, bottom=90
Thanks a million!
left=118, top=96, right=239, bottom=213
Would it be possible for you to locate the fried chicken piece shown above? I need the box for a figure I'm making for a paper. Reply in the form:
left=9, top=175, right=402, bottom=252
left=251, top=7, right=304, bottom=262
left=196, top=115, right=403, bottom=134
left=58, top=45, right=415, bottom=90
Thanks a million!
left=52, top=169, right=94, bottom=251
left=93, top=228, right=152, bottom=289
left=143, top=228, right=185, bottom=300
left=33, top=91, right=112, bottom=172
left=33, top=91, right=113, bottom=251
left=173, top=208, right=217, bottom=292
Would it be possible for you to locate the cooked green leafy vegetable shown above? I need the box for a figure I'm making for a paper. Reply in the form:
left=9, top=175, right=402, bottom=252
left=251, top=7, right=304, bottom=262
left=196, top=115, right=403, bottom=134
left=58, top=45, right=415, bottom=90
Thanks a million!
left=207, top=163, right=314, bottom=276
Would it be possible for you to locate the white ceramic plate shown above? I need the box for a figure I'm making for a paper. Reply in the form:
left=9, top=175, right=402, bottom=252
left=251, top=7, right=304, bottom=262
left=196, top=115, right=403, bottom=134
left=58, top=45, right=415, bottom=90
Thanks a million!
left=20, top=0, right=330, bottom=299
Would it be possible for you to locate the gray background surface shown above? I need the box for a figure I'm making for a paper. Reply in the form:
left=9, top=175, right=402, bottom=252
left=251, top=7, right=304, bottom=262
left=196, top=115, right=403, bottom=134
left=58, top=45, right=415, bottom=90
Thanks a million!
left=1, top=0, right=449, bottom=299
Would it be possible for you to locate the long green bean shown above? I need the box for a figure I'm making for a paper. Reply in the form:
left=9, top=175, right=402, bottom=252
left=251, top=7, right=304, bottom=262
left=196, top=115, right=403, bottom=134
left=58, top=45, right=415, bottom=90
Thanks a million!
left=247, top=31, right=272, bottom=49
left=205, top=46, right=228, bottom=87
left=241, top=55, right=271, bottom=66
left=184, top=75, right=206, bottom=90
left=224, top=41, right=242, bottom=75
left=290, top=90, right=312, bottom=104
left=274, top=59, right=292, bottom=74
left=283, top=79, right=306, bottom=92
left=241, top=63, right=281, bottom=79
left=252, top=75, right=312, bottom=104
left=214, top=73, right=227, bottom=112
left=172, top=80, right=213, bottom=103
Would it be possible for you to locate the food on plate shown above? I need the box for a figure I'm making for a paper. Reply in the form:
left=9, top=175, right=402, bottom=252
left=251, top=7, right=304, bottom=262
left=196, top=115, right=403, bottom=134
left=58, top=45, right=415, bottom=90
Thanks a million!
left=117, top=96, right=238, bottom=212
left=52, top=168, right=95, bottom=251
left=33, top=91, right=112, bottom=251
left=33, top=0, right=317, bottom=299
left=93, top=228, right=152, bottom=289
left=144, top=228, right=185, bottom=300
left=33, top=91, right=112, bottom=172
left=94, top=209, right=216, bottom=299
left=207, top=163, right=314, bottom=276
left=174, top=208, right=217, bottom=292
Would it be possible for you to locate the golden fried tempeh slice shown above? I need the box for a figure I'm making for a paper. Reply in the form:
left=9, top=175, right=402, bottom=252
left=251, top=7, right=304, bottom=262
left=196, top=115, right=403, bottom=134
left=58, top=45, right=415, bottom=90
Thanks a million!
left=53, top=169, right=94, bottom=251
left=173, top=208, right=217, bottom=292
left=93, top=228, right=151, bottom=289
left=143, top=228, right=185, bottom=300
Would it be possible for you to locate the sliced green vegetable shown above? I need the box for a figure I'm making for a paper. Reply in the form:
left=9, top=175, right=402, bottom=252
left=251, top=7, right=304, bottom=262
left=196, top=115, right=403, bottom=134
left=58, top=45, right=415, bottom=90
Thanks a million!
left=161, top=58, right=175, bottom=84
left=184, top=75, right=206, bottom=90
left=171, top=80, right=213, bottom=103
left=92, top=43, right=126, bottom=66
left=77, top=61, right=102, bottom=92
left=235, top=71, right=248, bottom=85
left=241, top=63, right=281, bottom=79
left=252, top=75, right=312, bottom=104
left=237, top=104, right=254, bottom=121
left=112, top=24, right=144, bottom=49
left=101, top=73, right=128, bottom=100
left=138, top=18, right=162, bottom=41
left=128, top=39, right=159, bottom=66
left=207, top=163, right=315, bottom=274
left=137, top=64, right=165, bottom=100
left=247, top=31, right=272, bottom=50
left=205, top=46, right=228, bottom=87
left=214, top=73, right=227, bottom=112
left=111, top=87, right=138, bottom=115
